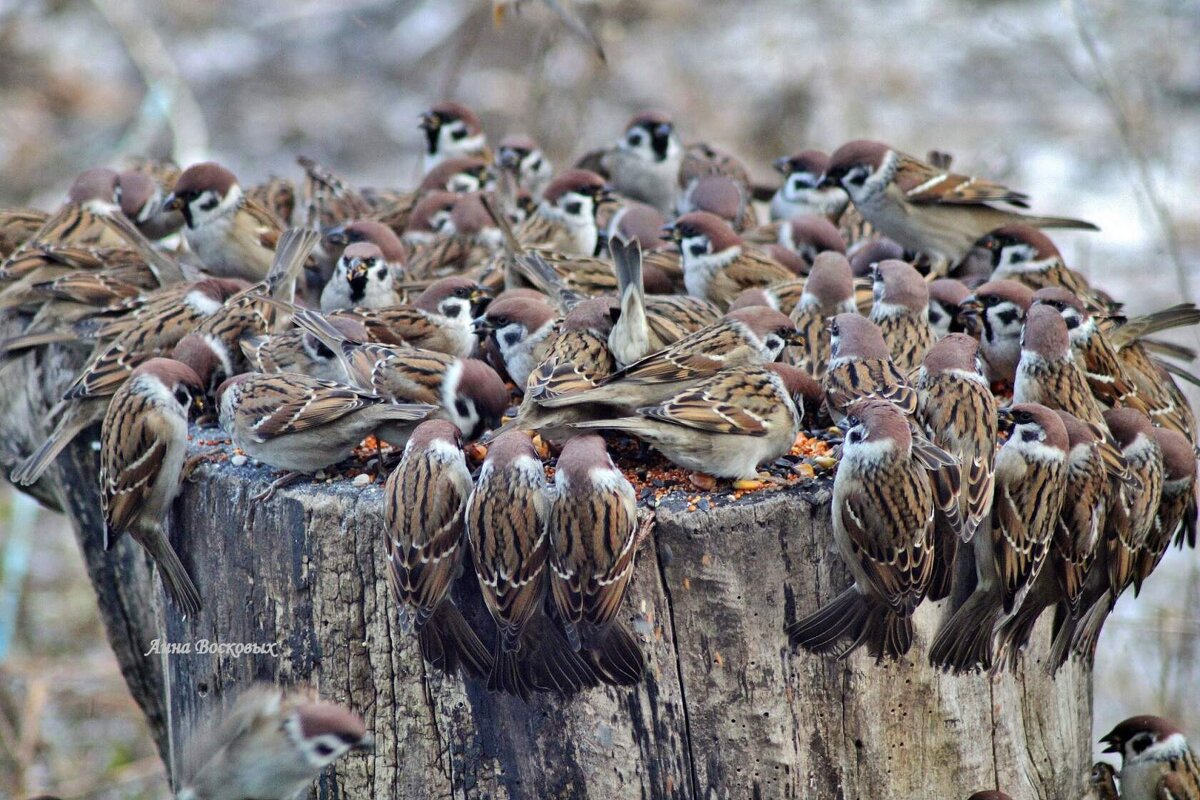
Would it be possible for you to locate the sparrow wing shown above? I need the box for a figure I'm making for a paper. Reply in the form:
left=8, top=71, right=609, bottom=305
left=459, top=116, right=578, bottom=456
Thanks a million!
left=1156, top=771, right=1197, bottom=800
left=894, top=155, right=1031, bottom=208
left=100, top=389, right=174, bottom=536
left=528, top=329, right=615, bottom=402
left=549, top=482, right=638, bottom=628
left=637, top=367, right=776, bottom=436
left=604, top=321, right=753, bottom=387
left=240, top=374, right=380, bottom=439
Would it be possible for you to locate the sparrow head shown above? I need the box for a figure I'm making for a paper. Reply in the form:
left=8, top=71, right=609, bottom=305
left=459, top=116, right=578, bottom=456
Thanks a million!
left=921, top=332, right=983, bottom=377
left=475, top=295, right=557, bottom=349
left=619, top=109, right=679, bottom=163
left=564, top=295, right=618, bottom=334
left=666, top=211, right=742, bottom=259
left=116, top=170, right=162, bottom=222
left=1103, top=407, right=1156, bottom=452
left=406, top=191, right=459, bottom=236
left=1053, top=409, right=1103, bottom=454
left=1100, top=715, right=1190, bottom=764
left=829, top=313, right=890, bottom=361
left=301, top=315, right=367, bottom=365
left=726, top=306, right=802, bottom=359
left=483, top=428, right=541, bottom=470
left=780, top=215, right=846, bottom=264
left=821, top=140, right=891, bottom=194
left=497, top=134, right=551, bottom=182
left=609, top=202, right=669, bottom=252
left=774, top=149, right=830, bottom=187
left=407, top=417, right=464, bottom=452
left=763, top=245, right=807, bottom=277
left=728, top=288, right=780, bottom=313
left=801, top=252, right=855, bottom=308
left=287, top=700, right=373, bottom=768
left=1089, top=762, right=1117, bottom=789
left=133, top=357, right=205, bottom=418
left=1154, top=427, right=1197, bottom=484
left=682, top=175, right=745, bottom=227
left=1003, top=403, right=1069, bottom=453
left=68, top=167, right=120, bottom=207
left=840, top=398, right=912, bottom=458
left=1031, top=286, right=1088, bottom=333
left=451, top=359, right=512, bottom=437
left=871, top=259, right=929, bottom=315
left=767, top=362, right=822, bottom=415
left=979, top=224, right=1063, bottom=271
left=927, top=278, right=971, bottom=337
left=556, top=433, right=620, bottom=488
left=166, top=162, right=241, bottom=229
left=172, top=333, right=235, bottom=401
left=542, top=169, right=608, bottom=224
left=327, top=220, right=408, bottom=264
left=336, top=242, right=391, bottom=304
left=449, top=192, right=502, bottom=245
left=419, top=157, right=491, bottom=195
left=416, top=276, right=489, bottom=321
left=1020, top=303, right=1071, bottom=361
left=419, top=101, right=484, bottom=159
left=962, top=279, right=1033, bottom=340
left=848, top=237, right=906, bottom=277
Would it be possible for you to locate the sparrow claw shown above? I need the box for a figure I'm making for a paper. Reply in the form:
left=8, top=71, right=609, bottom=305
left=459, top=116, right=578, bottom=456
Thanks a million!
left=634, top=510, right=657, bottom=551
left=182, top=449, right=224, bottom=482
left=252, top=471, right=304, bottom=502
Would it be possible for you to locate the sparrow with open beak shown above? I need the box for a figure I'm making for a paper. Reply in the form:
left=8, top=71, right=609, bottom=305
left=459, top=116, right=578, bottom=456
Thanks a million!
left=665, top=211, right=796, bottom=309
left=319, top=242, right=398, bottom=311
left=1098, top=715, right=1200, bottom=800
left=823, top=313, right=918, bottom=420
left=869, top=259, right=937, bottom=373
left=418, top=101, right=489, bottom=173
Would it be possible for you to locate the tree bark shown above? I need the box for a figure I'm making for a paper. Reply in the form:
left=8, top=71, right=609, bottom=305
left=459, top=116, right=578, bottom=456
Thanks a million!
left=1, top=336, right=1094, bottom=799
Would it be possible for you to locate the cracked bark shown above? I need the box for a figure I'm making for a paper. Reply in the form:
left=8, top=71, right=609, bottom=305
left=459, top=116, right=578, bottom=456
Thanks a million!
left=1, top=334, right=1093, bottom=798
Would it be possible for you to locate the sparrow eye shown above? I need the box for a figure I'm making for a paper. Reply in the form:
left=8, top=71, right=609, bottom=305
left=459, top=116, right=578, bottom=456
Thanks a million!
left=494, top=315, right=509, bottom=327
left=453, top=287, right=469, bottom=297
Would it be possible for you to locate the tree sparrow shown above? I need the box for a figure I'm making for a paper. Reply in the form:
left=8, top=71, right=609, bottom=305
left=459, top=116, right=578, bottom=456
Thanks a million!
left=820, top=140, right=1098, bottom=273
left=676, top=174, right=756, bottom=233
left=572, top=363, right=810, bottom=482
left=497, top=134, right=553, bottom=199
left=770, top=150, right=849, bottom=222
left=241, top=316, right=370, bottom=384
left=977, top=224, right=1092, bottom=297
left=789, top=399, right=956, bottom=660
left=474, top=293, right=560, bottom=387
left=666, top=211, right=796, bottom=309
left=402, top=191, right=459, bottom=246
left=466, top=431, right=595, bottom=698
left=914, top=333, right=998, bottom=600
left=929, top=403, right=1068, bottom=673
left=319, top=242, right=399, bottom=311
left=419, top=101, right=489, bottom=173
left=177, top=685, right=372, bottom=800
left=100, top=358, right=205, bottom=614
left=787, top=251, right=857, bottom=377
left=927, top=278, right=972, bottom=339
left=1089, top=761, right=1120, bottom=800
left=165, top=161, right=283, bottom=282
left=1013, top=304, right=1106, bottom=427
left=514, top=169, right=609, bottom=255
left=959, top=279, right=1035, bottom=386
left=822, top=313, right=918, bottom=420
left=342, top=275, right=488, bottom=358
left=321, top=219, right=408, bottom=283
left=868, top=259, right=936, bottom=373
left=117, top=169, right=184, bottom=241
left=1134, top=427, right=1196, bottom=590
left=548, top=434, right=645, bottom=684
left=384, top=419, right=493, bottom=679
left=601, top=110, right=683, bottom=214
left=755, top=214, right=847, bottom=268
left=1100, top=715, right=1200, bottom=800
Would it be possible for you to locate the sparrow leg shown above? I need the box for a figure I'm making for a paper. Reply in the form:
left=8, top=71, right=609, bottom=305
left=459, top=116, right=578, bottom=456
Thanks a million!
left=182, top=449, right=224, bottom=482
left=634, top=510, right=657, bottom=551
left=252, top=470, right=305, bottom=502
left=732, top=472, right=787, bottom=492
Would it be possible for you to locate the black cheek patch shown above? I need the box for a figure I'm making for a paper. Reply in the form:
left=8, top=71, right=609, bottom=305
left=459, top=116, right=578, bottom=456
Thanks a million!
left=689, top=242, right=708, bottom=258
left=564, top=201, right=583, bottom=216
left=503, top=331, right=521, bottom=347
left=199, top=196, right=219, bottom=211
left=997, top=308, right=1019, bottom=327
left=454, top=398, right=471, bottom=418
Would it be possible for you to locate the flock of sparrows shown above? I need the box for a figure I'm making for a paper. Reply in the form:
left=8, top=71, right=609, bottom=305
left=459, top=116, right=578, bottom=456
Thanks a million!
left=2, top=98, right=1199, bottom=797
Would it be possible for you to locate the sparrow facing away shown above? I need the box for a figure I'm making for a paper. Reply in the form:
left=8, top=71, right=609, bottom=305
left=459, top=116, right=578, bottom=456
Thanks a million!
left=384, top=419, right=493, bottom=679
left=676, top=174, right=756, bottom=232
left=772, top=214, right=847, bottom=266
left=915, top=333, right=998, bottom=601
left=165, top=161, right=283, bottom=282
left=117, top=169, right=184, bottom=241
left=466, top=430, right=596, bottom=699
left=770, top=150, right=849, bottom=222
left=177, top=685, right=372, bottom=800
left=929, top=403, right=1068, bottom=673
left=602, top=110, right=684, bottom=214
left=474, top=293, right=560, bottom=388
left=241, top=316, right=370, bottom=383
left=788, top=399, right=957, bottom=661
left=548, top=434, right=645, bottom=684
left=1100, top=716, right=1200, bottom=800
left=571, top=362, right=810, bottom=481
left=100, top=358, right=205, bottom=615
left=787, top=251, right=857, bottom=377
left=822, top=313, right=918, bottom=420
left=419, top=101, right=488, bottom=173
left=847, top=237, right=906, bottom=277
left=868, top=258, right=936, bottom=373
left=319, top=242, right=398, bottom=311
left=1013, top=303, right=1106, bottom=427
left=1139, top=427, right=1197, bottom=572
left=960, top=279, right=1035, bottom=387
left=666, top=211, right=795, bottom=309
left=514, top=169, right=608, bottom=255
left=536, top=306, right=800, bottom=411
left=821, top=140, right=1098, bottom=273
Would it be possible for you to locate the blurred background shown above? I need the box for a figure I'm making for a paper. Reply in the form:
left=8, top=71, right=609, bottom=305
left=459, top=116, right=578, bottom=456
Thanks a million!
left=1, top=0, right=1198, bottom=796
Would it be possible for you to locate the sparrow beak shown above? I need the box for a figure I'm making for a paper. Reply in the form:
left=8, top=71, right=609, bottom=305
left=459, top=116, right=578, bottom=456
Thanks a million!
left=468, top=287, right=492, bottom=304
left=472, top=316, right=494, bottom=336
left=1099, top=735, right=1121, bottom=755
left=660, top=223, right=680, bottom=243
left=497, top=149, right=520, bottom=170
left=773, top=156, right=792, bottom=176
left=996, top=406, right=1015, bottom=434
left=654, top=123, right=673, bottom=139
left=783, top=329, right=806, bottom=347
left=346, top=259, right=369, bottom=282
left=161, top=193, right=181, bottom=212
left=418, top=112, right=439, bottom=131
left=835, top=416, right=853, bottom=433
left=815, top=173, right=837, bottom=189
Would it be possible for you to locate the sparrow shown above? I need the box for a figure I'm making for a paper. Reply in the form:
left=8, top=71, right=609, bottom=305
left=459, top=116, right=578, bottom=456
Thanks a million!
left=0, top=207, right=49, bottom=259
left=769, top=150, right=849, bottom=222
left=822, top=313, right=918, bottom=420
left=296, top=154, right=373, bottom=233
left=419, top=101, right=489, bottom=173
left=666, top=211, right=796, bottom=309
left=847, top=237, right=906, bottom=278
left=1089, top=761, right=1120, bottom=800
left=404, top=193, right=504, bottom=280
left=240, top=316, right=370, bottom=383
left=1134, top=427, right=1196, bottom=591
left=977, top=224, right=1092, bottom=297
left=496, top=133, right=554, bottom=199
left=290, top=308, right=510, bottom=444
left=1013, top=303, right=1107, bottom=427
left=369, top=158, right=492, bottom=237
left=466, top=430, right=595, bottom=698
left=320, top=219, right=408, bottom=285
left=601, top=110, right=684, bottom=214
left=383, top=419, right=493, bottom=679
left=868, top=258, right=936, bottom=373
left=473, top=293, right=560, bottom=387
left=548, top=434, right=645, bottom=684
left=754, top=214, right=847, bottom=268
left=787, top=251, right=857, bottom=377
left=788, top=399, right=956, bottom=660
left=1116, top=338, right=1198, bottom=441
left=820, top=140, right=1098, bottom=273
left=927, top=277, right=972, bottom=338
left=914, top=333, right=997, bottom=600
left=319, top=242, right=398, bottom=311
left=514, top=169, right=609, bottom=255
left=116, top=169, right=184, bottom=241
left=100, top=358, right=205, bottom=614
left=929, top=403, right=1068, bottom=673
left=676, top=174, right=756, bottom=233
left=177, top=685, right=373, bottom=800
left=165, top=161, right=285, bottom=282
left=536, top=306, right=800, bottom=411
left=959, top=279, right=1035, bottom=387
left=572, top=362, right=810, bottom=482
left=341, top=275, right=488, bottom=358
left=1100, top=715, right=1200, bottom=800
left=402, top=190, right=459, bottom=246
left=217, top=371, right=435, bottom=492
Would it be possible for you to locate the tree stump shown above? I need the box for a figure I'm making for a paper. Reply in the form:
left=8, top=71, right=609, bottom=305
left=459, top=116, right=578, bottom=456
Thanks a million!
left=1, top=335, right=1094, bottom=799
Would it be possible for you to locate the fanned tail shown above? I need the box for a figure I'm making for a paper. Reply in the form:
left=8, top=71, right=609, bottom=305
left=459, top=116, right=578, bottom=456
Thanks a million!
left=786, top=587, right=871, bottom=658
left=585, top=622, right=645, bottom=686
left=928, top=590, right=1000, bottom=673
